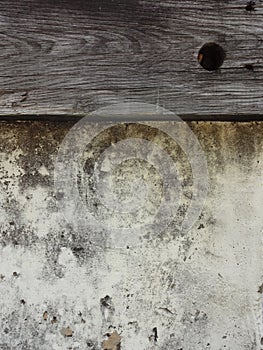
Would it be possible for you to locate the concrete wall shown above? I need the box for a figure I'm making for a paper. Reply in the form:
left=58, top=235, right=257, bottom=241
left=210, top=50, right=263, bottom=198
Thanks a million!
left=0, top=120, right=262, bottom=349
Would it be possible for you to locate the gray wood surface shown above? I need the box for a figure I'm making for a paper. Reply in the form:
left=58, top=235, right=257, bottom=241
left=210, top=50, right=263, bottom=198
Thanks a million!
left=0, top=0, right=262, bottom=118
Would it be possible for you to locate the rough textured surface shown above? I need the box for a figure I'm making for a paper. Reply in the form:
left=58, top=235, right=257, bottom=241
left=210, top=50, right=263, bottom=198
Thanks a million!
left=0, top=120, right=262, bottom=349
left=0, top=0, right=262, bottom=117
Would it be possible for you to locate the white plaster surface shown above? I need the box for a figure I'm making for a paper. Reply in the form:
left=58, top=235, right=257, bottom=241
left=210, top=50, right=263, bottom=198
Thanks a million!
left=0, top=121, right=262, bottom=349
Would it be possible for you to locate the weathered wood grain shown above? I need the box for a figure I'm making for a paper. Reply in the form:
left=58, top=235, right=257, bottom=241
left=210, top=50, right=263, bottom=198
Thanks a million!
left=0, top=0, right=262, bottom=117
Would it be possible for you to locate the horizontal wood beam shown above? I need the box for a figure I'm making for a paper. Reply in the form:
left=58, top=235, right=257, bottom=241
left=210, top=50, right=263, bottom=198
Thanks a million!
left=0, top=0, right=262, bottom=118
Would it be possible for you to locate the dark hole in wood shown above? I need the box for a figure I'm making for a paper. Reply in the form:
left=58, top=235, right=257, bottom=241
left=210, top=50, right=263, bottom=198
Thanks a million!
left=198, top=43, right=226, bottom=71
left=244, top=64, right=254, bottom=71
left=246, top=1, right=256, bottom=11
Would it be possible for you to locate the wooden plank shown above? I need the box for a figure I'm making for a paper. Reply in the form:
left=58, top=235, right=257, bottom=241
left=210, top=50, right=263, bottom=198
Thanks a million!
left=0, top=0, right=262, bottom=117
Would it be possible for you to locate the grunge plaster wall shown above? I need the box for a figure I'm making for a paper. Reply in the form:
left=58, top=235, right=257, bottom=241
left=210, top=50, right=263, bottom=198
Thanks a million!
left=0, top=120, right=262, bottom=350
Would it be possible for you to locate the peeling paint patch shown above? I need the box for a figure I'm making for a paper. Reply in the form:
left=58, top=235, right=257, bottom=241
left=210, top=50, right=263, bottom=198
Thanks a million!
left=102, top=331, right=121, bottom=350
left=60, top=326, right=74, bottom=337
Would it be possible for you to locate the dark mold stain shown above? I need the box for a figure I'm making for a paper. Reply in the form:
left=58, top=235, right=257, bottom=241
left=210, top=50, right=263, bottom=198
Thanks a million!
left=100, top=295, right=115, bottom=319
left=87, top=340, right=99, bottom=349
left=153, top=327, right=158, bottom=342
left=189, top=121, right=263, bottom=177
left=14, top=121, right=73, bottom=191
left=0, top=306, right=62, bottom=349
left=198, top=223, right=205, bottom=229
left=80, top=122, right=193, bottom=245
left=2, top=120, right=261, bottom=269
left=257, top=283, right=263, bottom=294
left=51, top=316, right=57, bottom=324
